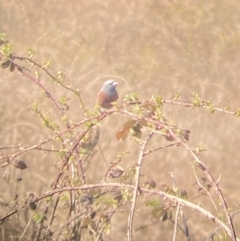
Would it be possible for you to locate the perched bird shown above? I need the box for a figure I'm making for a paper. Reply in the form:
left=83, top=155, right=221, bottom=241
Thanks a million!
left=96, top=80, right=119, bottom=108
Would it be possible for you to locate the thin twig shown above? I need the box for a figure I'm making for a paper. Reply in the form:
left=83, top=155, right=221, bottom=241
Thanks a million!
left=127, top=131, right=154, bottom=241
left=192, top=166, right=218, bottom=213
left=171, top=173, right=190, bottom=241
left=173, top=203, right=180, bottom=241
left=14, top=62, right=65, bottom=115
left=164, top=99, right=235, bottom=116
left=180, top=207, right=190, bottom=241
left=143, top=142, right=179, bottom=156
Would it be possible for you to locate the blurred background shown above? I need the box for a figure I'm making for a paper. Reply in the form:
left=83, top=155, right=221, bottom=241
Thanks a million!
left=1, top=0, right=240, bottom=240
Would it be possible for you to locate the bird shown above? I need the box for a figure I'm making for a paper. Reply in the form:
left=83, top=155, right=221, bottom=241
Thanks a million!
left=96, top=80, right=119, bottom=108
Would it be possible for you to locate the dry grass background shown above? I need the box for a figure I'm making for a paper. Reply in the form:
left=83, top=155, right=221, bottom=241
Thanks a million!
left=1, top=0, right=240, bottom=240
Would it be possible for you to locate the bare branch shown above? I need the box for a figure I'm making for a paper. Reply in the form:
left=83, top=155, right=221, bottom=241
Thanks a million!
left=127, top=131, right=154, bottom=241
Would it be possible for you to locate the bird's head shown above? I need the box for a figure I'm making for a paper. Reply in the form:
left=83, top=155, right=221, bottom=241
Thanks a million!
left=101, top=80, right=118, bottom=94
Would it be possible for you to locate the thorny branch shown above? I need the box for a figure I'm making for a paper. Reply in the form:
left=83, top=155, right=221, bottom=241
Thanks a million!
left=119, top=109, right=237, bottom=241
left=127, top=131, right=154, bottom=241
left=0, top=183, right=235, bottom=239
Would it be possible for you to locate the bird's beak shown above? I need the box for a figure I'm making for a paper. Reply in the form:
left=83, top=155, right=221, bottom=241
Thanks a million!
left=113, top=82, right=118, bottom=86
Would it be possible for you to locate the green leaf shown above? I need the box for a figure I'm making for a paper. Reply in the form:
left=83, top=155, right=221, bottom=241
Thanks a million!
left=173, top=93, right=179, bottom=100
left=10, top=62, right=15, bottom=72
left=162, top=211, right=168, bottom=221
left=151, top=206, right=164, bottom=219
left=29, top=202, right=37, bottom=210
left=13, top=160, right=27, bottom=170
left=234, top=108, right=240, bottom=117
left=27, top=48, right=36, bottom=57
left=0, top=43, right=14, bottom=56
left=130, top=122, right=142, bottom=139
left=108, top=167, right=124, bottom=178
left=145, top=199, right=159, bottom=207
left=1, top=60, right=10, bottom=69
left=124, top=92, right=139, bottom=102
left=32, top=213, right=47, bottom=223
